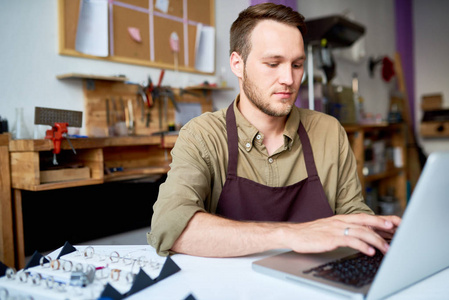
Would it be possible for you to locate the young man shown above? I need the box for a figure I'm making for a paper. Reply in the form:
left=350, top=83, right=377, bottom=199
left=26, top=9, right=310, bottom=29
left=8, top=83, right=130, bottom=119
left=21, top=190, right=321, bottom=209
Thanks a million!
left=148, top=3, right=400, bottom=257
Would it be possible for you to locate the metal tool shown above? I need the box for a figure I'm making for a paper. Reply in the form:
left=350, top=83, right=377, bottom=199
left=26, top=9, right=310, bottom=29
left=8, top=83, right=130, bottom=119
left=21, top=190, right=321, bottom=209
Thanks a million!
left=34, top=107, right=82, bottom=165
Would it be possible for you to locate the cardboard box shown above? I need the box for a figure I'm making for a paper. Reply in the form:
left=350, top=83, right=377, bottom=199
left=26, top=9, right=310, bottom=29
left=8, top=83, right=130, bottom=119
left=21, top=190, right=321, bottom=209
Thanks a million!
left=421, top=94, right=443, bottom=111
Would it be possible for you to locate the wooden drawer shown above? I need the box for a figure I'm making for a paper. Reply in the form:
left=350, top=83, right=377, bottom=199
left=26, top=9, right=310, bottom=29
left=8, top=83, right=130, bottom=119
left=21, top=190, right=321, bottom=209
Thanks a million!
left=10, top=148, right=103, bottom=191
left=420, top=121, right=449, bottom=137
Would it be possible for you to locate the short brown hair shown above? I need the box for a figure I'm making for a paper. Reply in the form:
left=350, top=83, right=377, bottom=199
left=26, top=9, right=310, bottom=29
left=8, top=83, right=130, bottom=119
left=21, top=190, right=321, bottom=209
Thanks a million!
left=229, top=3, right=307, bottom=62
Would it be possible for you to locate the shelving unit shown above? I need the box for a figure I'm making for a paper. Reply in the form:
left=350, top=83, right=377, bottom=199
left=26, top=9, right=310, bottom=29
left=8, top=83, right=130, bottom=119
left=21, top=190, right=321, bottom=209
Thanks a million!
left=5, top=73, right=233, bottom=269
left=344, top=123, right=407, bottom=214
left=8, top=135, right=172, bottom=269
left=9, top=135, right=169, bottom=191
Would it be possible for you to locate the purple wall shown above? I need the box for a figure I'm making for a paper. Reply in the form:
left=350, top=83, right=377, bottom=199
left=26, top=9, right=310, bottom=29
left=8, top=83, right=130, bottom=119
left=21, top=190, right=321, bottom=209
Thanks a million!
left=250, top=0, right=297, bottom=10
left=395, top=0, right=416, bottom=129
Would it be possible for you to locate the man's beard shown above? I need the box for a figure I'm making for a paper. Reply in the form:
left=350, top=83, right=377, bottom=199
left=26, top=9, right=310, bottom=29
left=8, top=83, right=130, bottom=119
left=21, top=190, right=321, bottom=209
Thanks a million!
left=242, top=67, right=295, bottom=117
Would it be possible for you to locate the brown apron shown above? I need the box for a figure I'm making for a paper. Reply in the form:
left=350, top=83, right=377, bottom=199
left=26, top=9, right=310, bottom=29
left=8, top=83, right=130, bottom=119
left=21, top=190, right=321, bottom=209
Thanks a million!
left=216, top=103, right=334, bottom=222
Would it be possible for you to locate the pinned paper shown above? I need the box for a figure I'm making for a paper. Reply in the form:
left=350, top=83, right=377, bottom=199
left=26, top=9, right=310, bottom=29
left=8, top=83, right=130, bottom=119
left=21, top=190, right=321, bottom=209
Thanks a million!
left=155, top=0, right=169, bottom=13
left=128, top=27, right=142, bottom=43
left=169, top=32, right=179, bottom=52
left=75, top=0, right=109, bottom=57
left=195, top=25, right=215, bottom=73
left=170, top=32, right=179, bottom=72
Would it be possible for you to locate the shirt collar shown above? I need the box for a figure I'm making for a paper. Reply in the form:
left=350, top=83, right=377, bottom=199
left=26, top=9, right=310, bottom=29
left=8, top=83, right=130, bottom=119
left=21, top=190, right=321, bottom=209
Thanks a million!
left=233, top=95, right=300, bottom=151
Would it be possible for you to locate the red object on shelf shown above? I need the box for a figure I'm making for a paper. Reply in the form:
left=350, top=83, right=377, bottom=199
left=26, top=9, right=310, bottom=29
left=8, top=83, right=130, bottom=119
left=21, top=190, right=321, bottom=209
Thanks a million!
left=45, top=122, right=68, bottom=154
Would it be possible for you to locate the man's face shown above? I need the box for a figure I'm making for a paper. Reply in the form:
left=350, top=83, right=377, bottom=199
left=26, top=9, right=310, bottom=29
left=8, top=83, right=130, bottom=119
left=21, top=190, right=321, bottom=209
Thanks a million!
left=241, top=20, right=305, bottom=117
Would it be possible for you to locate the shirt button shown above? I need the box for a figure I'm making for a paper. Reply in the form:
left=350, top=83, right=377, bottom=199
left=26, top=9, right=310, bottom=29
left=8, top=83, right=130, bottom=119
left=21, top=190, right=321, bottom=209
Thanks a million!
left=268, top=158, right=274, bottom=164
left=245, top=142, right=251, bottom=148
left=256, top=134, right=261, bottom=140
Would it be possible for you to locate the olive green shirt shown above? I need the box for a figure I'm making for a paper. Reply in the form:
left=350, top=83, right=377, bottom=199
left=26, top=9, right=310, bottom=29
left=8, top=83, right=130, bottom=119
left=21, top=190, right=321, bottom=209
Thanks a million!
left=148, top=96, right=373, bottom=256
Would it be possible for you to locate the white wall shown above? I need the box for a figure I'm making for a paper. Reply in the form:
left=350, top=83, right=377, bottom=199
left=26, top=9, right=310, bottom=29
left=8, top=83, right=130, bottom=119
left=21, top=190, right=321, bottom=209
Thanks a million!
left=0, top=0, right=398, bottom=138
left=297, top=0, right=396, bottom=118
left=0, top=0, right=247, bottom=137
left=413, top=0, right=449, bottom=154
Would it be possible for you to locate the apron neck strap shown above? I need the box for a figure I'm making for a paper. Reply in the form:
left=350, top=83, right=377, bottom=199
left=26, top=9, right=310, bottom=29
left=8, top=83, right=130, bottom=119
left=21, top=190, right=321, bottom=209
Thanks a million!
left=226, top=102, right=239, bottom=177
left=226, top=102, right=318, bottom=178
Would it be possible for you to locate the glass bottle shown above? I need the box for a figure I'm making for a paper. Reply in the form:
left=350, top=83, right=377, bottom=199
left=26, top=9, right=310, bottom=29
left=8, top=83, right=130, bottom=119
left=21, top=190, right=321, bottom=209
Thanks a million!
left=11, top=107, right=31, bottom=139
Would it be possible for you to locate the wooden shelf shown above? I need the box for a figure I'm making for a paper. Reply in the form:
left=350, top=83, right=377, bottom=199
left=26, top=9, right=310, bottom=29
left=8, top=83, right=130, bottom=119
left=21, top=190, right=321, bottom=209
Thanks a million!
left=56, top=73, right=129, bottom=82
left=184, top=85, right=233, bottom=91
left=27, top=178, right=104, bottom=192
left=104, top=166, right=170, bottom=182
left=9, top=136, right=161, bottom=152
left=344, top=123, right=408, bottom=214
left=365, top=167, right=405, bottom=182
left=9, top=136, right=170, bottom=191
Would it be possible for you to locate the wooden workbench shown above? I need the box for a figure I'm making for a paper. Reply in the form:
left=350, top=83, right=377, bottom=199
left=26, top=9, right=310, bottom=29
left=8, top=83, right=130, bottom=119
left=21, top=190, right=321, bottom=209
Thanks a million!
left=0, top=134, right=14, bottom=268
left=8, top=134, right=176, bottom=269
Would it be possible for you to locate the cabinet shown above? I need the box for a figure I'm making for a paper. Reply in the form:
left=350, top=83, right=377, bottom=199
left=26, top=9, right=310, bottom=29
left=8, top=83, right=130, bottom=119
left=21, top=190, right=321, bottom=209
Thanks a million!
left=0, top=134, right=14, bottom=267
left=9, top=136, right=173, bottom=190
left=8, top=135, right=173, bottom=268
left=344, top=123, right=407, bottom=215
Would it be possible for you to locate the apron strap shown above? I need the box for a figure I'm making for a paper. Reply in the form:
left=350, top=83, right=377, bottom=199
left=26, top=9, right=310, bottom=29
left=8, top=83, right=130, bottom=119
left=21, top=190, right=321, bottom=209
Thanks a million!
left=226, top=101, right=319, bottom=178
left=226, top=102, right=238, bottom=177
left=297, top=122, right=319, bottom=177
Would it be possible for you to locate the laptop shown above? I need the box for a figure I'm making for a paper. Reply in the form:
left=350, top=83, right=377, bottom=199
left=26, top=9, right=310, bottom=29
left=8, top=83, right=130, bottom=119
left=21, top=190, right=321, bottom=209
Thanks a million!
left=253, top=151, right=449, bottom=299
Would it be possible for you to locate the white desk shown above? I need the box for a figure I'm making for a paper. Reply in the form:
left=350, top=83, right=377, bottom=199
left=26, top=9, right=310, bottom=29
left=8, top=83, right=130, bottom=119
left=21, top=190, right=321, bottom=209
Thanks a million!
left=130, top=248, right=449, bottom=300
left=1, top=246, right=448, bottom=300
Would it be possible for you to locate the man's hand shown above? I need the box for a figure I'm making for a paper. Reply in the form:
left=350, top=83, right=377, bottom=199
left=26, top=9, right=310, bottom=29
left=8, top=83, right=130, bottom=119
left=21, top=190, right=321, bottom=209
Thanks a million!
left=281, top=214, right=401, bottom=256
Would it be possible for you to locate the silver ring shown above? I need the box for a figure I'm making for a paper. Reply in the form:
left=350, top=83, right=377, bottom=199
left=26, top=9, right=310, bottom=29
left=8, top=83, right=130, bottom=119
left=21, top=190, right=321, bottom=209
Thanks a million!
left=84, top=246, right=94, bottom=259
left=123, top=254, right=133, bottom=265
left=40, top=256, right=52, bottom=268
left=6, top=268, right=16, bottom=280
left=31, top=273, right=42, bottom=286
left=126, top=272, right=135, bottom=284
left=109, top=251, right=120, bottom=263
left=344, top=227, right=350, bottom=236
left=137, top=256, right=147, bottom=267
left=62, top=260, right=73, bottom=272
left=46, top=276, right=55, bottom=289
left=18, top=271, right=29, bottom=283
left=74, top=262, right=84, bottom=272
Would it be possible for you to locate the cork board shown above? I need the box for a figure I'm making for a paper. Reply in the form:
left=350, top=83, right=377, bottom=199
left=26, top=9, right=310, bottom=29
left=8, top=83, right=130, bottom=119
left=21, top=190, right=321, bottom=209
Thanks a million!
left=58, top=0, right=215, bottom=74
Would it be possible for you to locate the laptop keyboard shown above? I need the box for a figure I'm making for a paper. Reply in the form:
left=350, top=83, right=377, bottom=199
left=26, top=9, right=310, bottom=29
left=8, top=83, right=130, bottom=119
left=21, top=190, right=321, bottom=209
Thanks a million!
left=303, top=251, right=384, bottom=288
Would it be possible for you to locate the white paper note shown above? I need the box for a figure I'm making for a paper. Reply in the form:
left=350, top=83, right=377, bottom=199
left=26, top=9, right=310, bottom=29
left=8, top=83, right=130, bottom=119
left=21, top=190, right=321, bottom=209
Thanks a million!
left=75, top=0, right=109, bottom=57
left=195, top=24, right=215, bottom=73
left=155, top=0, right=169, bottom=13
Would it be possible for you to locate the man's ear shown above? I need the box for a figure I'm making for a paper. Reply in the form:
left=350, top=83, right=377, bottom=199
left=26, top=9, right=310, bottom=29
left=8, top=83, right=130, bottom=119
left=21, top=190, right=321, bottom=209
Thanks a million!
left=230, top=51, right=244, bottom=79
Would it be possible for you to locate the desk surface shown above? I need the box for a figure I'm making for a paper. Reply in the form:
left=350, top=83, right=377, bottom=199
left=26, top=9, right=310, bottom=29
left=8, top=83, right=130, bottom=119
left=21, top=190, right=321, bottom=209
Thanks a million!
left=2, top=246, right=448, bottom=300
left=129, top=249, right=449, bottom=300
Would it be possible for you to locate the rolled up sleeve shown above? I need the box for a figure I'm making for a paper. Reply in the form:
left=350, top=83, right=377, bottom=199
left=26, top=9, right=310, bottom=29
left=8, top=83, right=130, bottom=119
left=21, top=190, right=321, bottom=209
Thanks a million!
left=148, top=125, right=213, bottom=256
